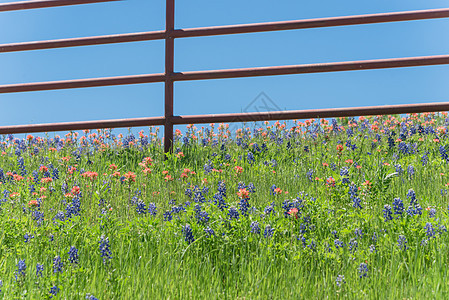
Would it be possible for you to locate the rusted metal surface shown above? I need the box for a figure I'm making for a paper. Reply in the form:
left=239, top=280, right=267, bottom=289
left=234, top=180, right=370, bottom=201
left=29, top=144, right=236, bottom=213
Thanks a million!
left=0, top=116, right=165, bottom=134
left=172, top=102, right=449, bottom=124
left=0, top=55, right=447, bottom=94
left=173, top=55, right=449, bottom=81
left=0, top=0, right=120, bottom=12
left=2, top=101, right=448, bottom=135
left=172, top=8, right=449, bottom=38
left=0, top=74, right=165, bottom=93
left=0, top=31, right=165, bottom=53
left=164, top=0, right=175, bottom=154
left=0, top=8, right=448, bottom=53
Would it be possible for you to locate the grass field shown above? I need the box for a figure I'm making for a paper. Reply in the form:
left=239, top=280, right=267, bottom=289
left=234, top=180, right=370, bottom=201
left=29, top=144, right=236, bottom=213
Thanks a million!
left=1, top=114, right=449, bottom=299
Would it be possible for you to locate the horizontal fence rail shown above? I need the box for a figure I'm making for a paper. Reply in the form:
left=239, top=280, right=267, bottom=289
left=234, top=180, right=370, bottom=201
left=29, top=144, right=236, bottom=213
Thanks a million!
left=0, top=55, right=447, bottom=94
left=0, top=0, right=120, bottom=12
left=2, top=102, right=449, bottom=135
left=0, top=0, right=448, bottom=154
left=0, top=117, right=165, bottom=134
left=0, top=8, right=448, bottom=53
left=172, top=8, right=449, bottom=38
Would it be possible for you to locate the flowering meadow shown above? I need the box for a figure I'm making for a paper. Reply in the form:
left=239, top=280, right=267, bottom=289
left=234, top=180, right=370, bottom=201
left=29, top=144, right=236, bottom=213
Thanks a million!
left=2, top=113, right=449, bottom=298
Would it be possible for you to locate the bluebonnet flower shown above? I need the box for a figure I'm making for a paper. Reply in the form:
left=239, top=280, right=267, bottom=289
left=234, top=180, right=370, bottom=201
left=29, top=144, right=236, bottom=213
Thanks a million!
left=306, top=169, right=313, bottom=182
left=65, top=196, right=81, bottom=219
left=53, top=211, right=65, bottom=223
left=369, top=244, right=376, bottom=253
left=354, top=228, right=363, bottom=239
left=68, top=246, right=79, bottom=264
left=334, top=239, right=344, bottom=249
left=85, top=294, right=99, bottom=300
left=264, top=203, right=275, bottom=216
left=99, top=235, right=112, bottom=263
left=307, top=240, right=316, bottom=250
left=52, top=168, right=59, bottom=180
left=395, top=164, right=403, bottom=175
left=15, top=259, right=26, bottom=279
left=421, top=152, right=429, bottom=166
left=163, top=210, right=173, bottom=222
left=193, top=191, right=205, bottom=203
left=251, top=221, right=261, bottom=234
left=228, top=207, right=240, bottom=220
left=349, top=238, right=358, bottom=253
left=392, top=198, right=404, bottom=217
left=214, top=192, right=228, bottom=211
left=49, top=234, right=54, bottom=242
left=407, top=189, right=416, bottom=203
left=407, top=165, right=415, bottom=178
left=203, top=162, right=213, bottom=174
left=148, top=203, right=157, bottom=216
left=247, top=151, right=255, bottom=164
left=397, top=235, right=408, bottom=250
left=185, top=188, right=192, bottom=198
left=383, top=204, right=393, bottom=221
left=264, top=225, right=274, bottom=238
left=53, top=256, right=63, bottom=273
left=439, top=145, right=449, bottom=162
left=24, top=233, right=34, bottom=243
left=213, top=181, right=226, bottom=199
left=428, top=208, right=436, bottom=218
left=36, top=263, right=44, bottom=278
left=196, top=210, right=210, bottom=225
left=182, top=224, right=195, bottom=244
left=424, top=223, right=436, bottom=238
left=136, top=200, right=146, bottom=214
left=340, top=167, right=349, bottom=176
left=331, top=230, right=339, bottom=239
left=49, top=286, right=60, bottom=298
left=204, top=227, right=215, bottom=237
left=270, top=184, right=277, bottom=196
left=372, top=232, right=378, bottom=243
left=238, top=199, right=250, bottom=217
left=358, top=263, right=369, bottom=278
left=336, top=275, right=345, bottom=287
left=349, top=184, right=362, bottom=209
left=352, top=197, right=362, bottom=209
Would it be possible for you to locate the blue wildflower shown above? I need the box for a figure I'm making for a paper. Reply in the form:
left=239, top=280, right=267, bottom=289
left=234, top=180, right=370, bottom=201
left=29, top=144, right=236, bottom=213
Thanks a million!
left=264, top=225, right=274, bottom=238
left=204, top=226, right=215, bottom=237
left=68, top=246, right=79, bottom=264
left=15, top=259, right=26, bottom=279
left=251, top=221, right=261, bottom=234
left=49, top=286, right=60, bottom=298
left=397, top=235, right=408, bottom=250
left=336, top=275, right=345, bottom=287
left=393, top=198, right=404, bottom=217
left=36, top=263, right=44, bottom=278
left=99, top=235, right=112, bottom=263
left=383, top=204, right=393, bottom=221
left=182, top=224, right=195, bottom=244
left=228, top=207, right=240, bottom=220
left=358, top=263, right=369, bottom=278
left=53, top=256, right=63, bottom=273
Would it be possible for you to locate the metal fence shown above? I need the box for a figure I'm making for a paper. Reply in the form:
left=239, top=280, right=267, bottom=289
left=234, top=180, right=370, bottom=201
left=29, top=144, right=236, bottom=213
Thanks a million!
left=0, top=0, right=449, bottom=153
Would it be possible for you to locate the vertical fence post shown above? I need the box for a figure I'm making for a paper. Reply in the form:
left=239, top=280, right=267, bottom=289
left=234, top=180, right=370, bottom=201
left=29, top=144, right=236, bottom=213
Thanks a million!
left=164, top=0, right=175, bottom=155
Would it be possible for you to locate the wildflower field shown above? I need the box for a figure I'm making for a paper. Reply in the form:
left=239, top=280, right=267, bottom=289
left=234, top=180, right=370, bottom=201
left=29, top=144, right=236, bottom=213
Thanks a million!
left=2, top=113, right=449, bottom=299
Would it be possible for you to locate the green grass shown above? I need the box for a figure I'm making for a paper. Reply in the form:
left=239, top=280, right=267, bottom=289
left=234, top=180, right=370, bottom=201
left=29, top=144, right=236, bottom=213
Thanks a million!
left=1, top=114, right=449, bottom=299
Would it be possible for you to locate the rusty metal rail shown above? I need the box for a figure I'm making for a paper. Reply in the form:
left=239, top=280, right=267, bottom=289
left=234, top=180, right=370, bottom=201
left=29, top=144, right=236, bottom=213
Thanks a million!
left=0, top=0, right=448, bottom=153
left=0, top=0, right=120, bottom=12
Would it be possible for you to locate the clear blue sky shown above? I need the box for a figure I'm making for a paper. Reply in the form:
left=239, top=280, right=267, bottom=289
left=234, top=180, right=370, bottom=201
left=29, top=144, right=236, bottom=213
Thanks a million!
left=0, top=0, right=448, bottom=135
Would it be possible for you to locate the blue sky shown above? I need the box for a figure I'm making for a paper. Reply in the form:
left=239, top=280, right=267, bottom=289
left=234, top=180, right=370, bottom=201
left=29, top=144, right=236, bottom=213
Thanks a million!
left=0, top=0, right=448, bottom=135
